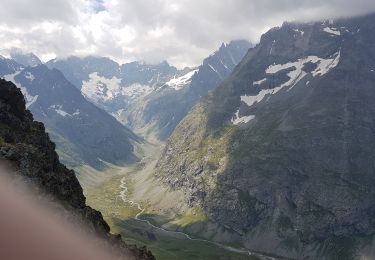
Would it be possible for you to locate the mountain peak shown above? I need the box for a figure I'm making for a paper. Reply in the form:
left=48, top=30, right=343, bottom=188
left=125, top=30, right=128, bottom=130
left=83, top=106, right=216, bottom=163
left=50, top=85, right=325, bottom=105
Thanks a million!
left=8, top=48, right=42, bottom=67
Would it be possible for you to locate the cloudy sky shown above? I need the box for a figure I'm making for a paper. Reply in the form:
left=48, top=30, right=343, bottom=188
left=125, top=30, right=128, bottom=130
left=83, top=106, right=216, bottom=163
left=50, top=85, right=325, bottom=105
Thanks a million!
left=1, top=0, right=375, bottom=68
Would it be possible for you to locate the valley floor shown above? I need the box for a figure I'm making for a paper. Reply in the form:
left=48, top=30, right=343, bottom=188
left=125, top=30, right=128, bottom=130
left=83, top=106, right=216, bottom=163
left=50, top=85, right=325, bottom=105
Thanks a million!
left=78, top=132, right=272, bottom=260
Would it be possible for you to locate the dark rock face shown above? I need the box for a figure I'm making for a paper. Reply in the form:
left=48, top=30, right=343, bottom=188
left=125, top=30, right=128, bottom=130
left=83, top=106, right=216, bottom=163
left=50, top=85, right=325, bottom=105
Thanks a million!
left=0, top=79, right=154, bottom=260
left=156, top=14, right=375, bottom=258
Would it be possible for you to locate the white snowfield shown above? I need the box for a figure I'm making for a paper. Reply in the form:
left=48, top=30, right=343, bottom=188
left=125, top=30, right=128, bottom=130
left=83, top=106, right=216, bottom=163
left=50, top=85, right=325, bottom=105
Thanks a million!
left=253, top=78, right=267, bottom=85
left=4, top=72, right=38, bottom=108
left=49, top=105, right=80, bottom=117
left=241, top=87, right=284, bottom=108
left=166, top=69, right=198, bottom=90
left=233, top=51, right=341, bottom=125
left=82, top=72, right=122, bottom=102
left=82, top=72, right=153, bottom=103
left=25, top=72, right=35, bottom=82
left=264, top=50, right=341, bottom=90
left=293, top=29, right=305, bottom=36
left=231, top=109, right=255, bottom=125
left=323, top=27, right=341, bottom=36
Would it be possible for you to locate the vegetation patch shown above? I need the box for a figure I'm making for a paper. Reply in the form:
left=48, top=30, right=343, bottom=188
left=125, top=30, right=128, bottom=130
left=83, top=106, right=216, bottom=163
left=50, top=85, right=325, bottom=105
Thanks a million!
left=174, top=208, right=209, bottom=227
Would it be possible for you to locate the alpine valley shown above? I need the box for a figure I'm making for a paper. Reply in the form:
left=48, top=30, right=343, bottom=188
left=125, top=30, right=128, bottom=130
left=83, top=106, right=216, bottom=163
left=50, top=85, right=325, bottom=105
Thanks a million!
left=2, top=10, right=375, bottom=260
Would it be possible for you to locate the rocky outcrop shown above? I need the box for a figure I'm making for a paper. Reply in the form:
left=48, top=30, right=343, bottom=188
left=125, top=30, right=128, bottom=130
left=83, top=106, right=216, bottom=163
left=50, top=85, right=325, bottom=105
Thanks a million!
left=156, top=13, right=375, bottom=259
left=0, top=79, right=154, bottom=260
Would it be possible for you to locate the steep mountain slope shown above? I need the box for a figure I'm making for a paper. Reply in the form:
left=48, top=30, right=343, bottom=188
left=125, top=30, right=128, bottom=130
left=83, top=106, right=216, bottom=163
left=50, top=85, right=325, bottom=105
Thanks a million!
left=119, top=40, right=252, bottom=139
left=0, top=59, right=140, bottom=169
left=0, top=79, right=154, bottom=259
left=156, top=14, right=375, bottom=258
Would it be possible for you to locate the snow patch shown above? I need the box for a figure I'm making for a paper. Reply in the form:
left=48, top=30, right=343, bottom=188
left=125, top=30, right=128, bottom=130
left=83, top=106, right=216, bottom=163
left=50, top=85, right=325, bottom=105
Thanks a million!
left=208, top=63, right=222, bottom=78
left=220, top=59, right=229, bottom=70
left=231, top=110, right=254, bottom=125
left=241, top=86, right=284, bottom=107
left=239, top=51, right=341, bottom=111
left=82, top=72, right=152, bottom=101
left=265, top=51, right=340, bottom=90
left=323, top=27, right=341, bottom=36
left=3, top=72, right=38, bottom=108
left=253, top=78, right=267, bottom=86
left=24, top=72, right=35, bottom=82
left=50, top=105, right=68, bottom=117
left=72, top=110, right=80, bottom=116
left=340, top=27, right=350, bottom=33
left=293, top=29, right=305, bottom=36
left=82, top=72, right=122, bottom=102
left=266, top=59, right=307, bottom=90
left=270, top=40, right=276, bottom=55
left=312, top=51, right=341, bottom=77
left=50, top=105, right=80, bottom=117
left=166, top=69, right=198, bottom=90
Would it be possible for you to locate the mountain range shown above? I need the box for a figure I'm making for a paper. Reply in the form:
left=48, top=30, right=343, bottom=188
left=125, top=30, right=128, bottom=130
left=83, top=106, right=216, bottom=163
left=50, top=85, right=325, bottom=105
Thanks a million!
left=0, top=57, right=140, bottom=169
left=155, top=13, right=375, bottom=259
left=47, top=40, right=251, bottom=140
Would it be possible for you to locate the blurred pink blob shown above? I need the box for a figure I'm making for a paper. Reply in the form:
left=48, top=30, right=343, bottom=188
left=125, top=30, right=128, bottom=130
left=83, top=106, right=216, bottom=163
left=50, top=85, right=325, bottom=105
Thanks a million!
left=0, top=163, right=131, bottom=260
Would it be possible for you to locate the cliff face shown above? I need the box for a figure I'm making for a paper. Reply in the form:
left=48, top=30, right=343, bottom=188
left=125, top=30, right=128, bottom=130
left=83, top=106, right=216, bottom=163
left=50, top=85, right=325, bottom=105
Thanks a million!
left=156, top=13, right=375, bottom=258
left=0, top=79, right=154, bottom=260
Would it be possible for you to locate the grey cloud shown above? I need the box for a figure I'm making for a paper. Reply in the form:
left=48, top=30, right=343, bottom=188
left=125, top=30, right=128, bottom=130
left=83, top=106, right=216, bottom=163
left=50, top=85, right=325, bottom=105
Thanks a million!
left=1, top=0, right=375, bottom=67
left=0, top=0, right=79, bottom=26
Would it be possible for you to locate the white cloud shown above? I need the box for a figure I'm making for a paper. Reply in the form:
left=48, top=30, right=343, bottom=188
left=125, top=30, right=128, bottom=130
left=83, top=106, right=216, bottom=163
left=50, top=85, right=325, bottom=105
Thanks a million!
left=0, top=0, right=375, bottom=68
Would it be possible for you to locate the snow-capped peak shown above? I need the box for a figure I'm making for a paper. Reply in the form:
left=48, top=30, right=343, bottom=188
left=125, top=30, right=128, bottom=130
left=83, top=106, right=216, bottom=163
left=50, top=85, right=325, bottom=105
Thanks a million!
left=166, top=69, right=198, bottom=90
